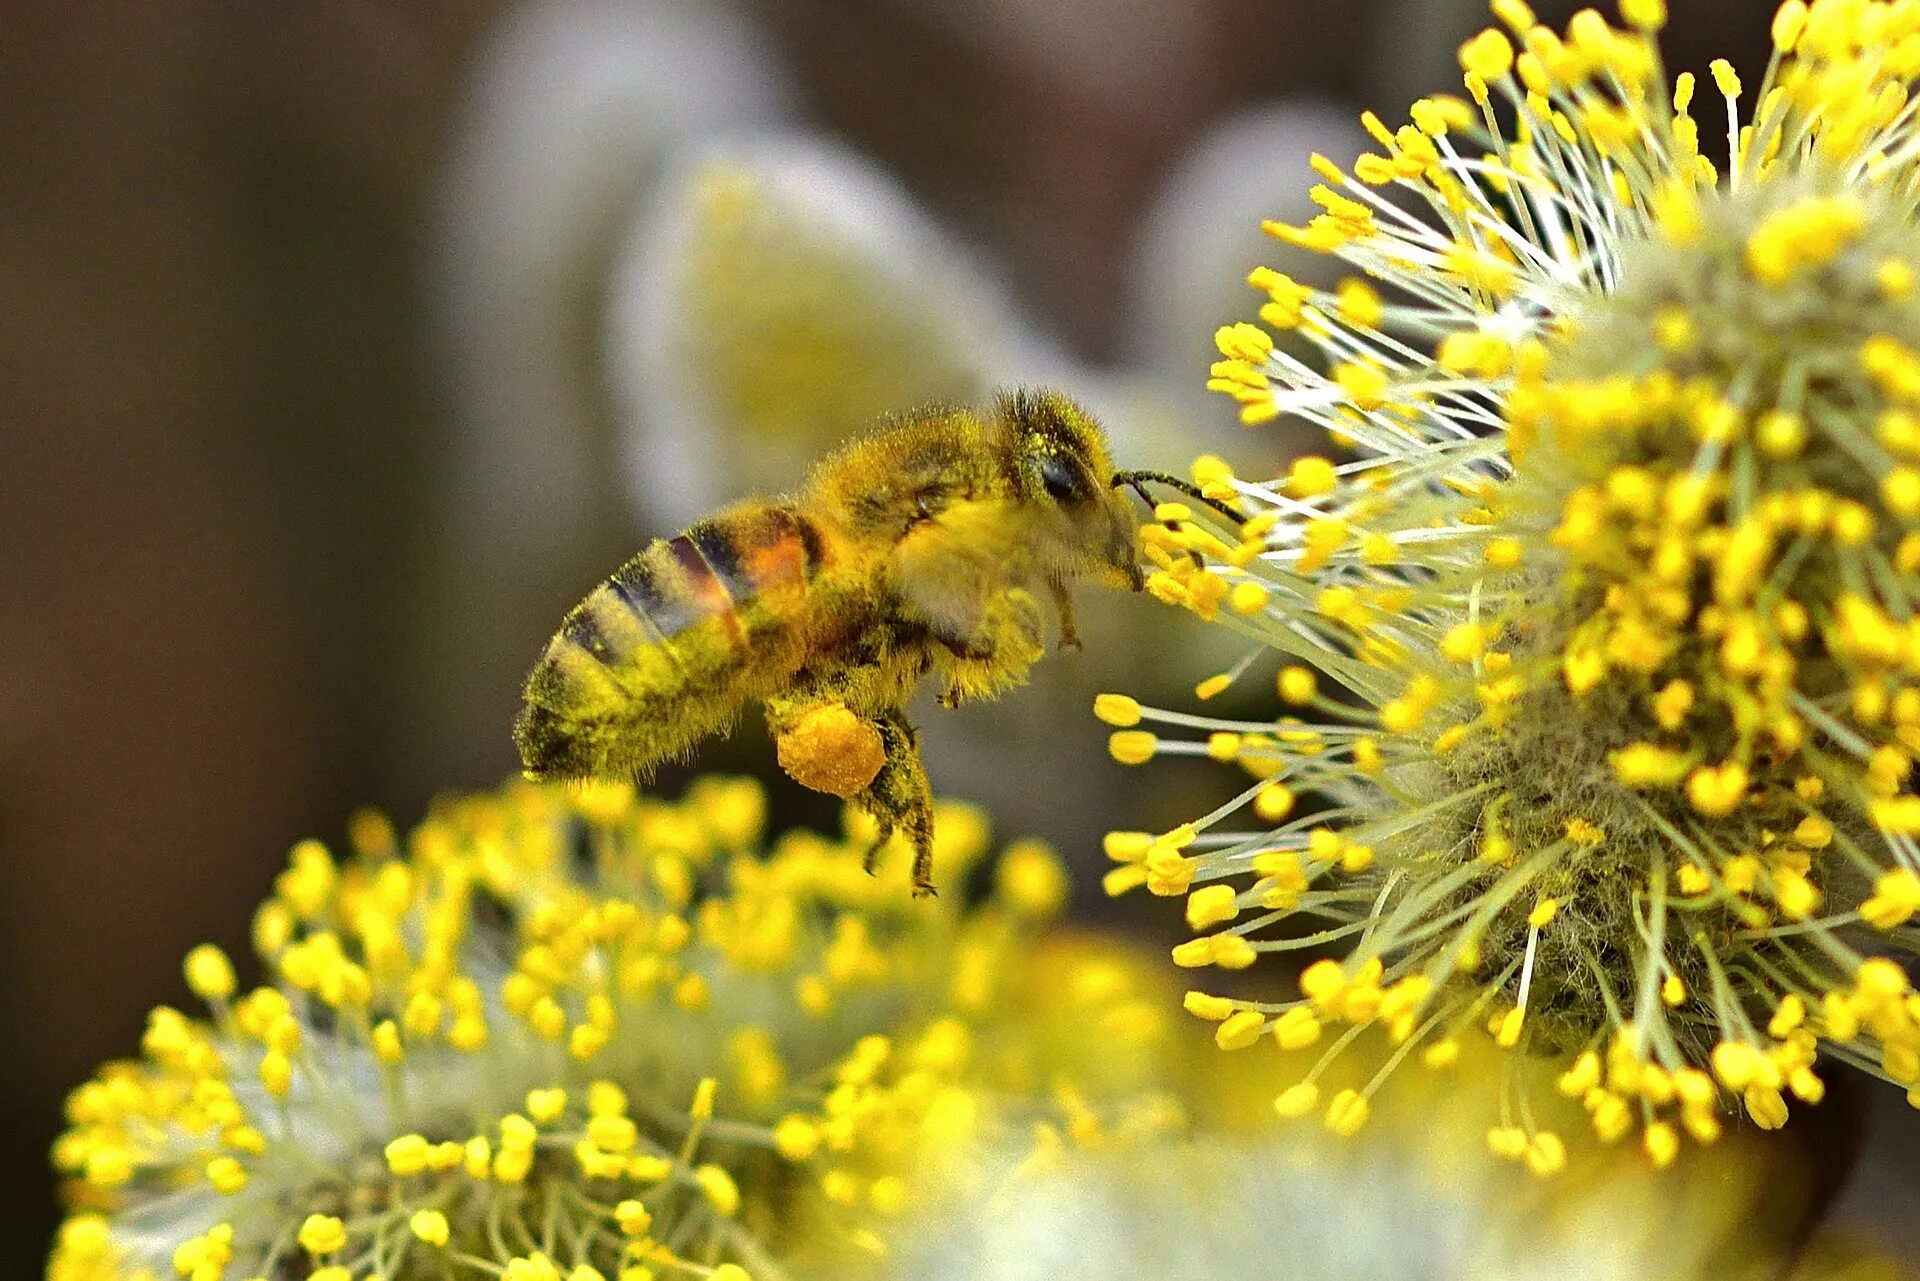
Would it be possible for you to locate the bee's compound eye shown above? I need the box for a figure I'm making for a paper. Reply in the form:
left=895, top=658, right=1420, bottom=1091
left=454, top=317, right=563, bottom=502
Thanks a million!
left=1039, top=454, right=1087, bottom=503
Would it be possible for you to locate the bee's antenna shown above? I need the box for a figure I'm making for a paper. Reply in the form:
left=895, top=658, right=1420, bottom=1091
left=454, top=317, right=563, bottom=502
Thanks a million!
left=1112, top=470, right=1245, bottom=525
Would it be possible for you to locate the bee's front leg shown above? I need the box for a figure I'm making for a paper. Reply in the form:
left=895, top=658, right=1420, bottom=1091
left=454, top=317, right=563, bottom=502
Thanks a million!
left=858, top=710, right=938, bottom=896
left=932, top=587, right=1045, bottom=709
left=1050, top=581, right=1082, bottom=651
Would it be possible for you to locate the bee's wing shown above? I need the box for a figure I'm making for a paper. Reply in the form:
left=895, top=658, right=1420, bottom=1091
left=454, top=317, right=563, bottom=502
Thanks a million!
left=890, top=496, right=1035, bottom=646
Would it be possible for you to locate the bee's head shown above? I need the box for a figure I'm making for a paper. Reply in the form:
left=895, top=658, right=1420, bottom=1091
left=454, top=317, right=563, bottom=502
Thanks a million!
left=999, top=389, right=1144, bottom=590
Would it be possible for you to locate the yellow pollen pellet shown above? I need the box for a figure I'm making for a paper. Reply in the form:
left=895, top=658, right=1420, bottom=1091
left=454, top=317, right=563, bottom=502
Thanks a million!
left=1527, top=899, right=1557, bottom=928
left=1107, top=731, right=1157, bottom=766
left=1093, top=693, right=1142, bottom=727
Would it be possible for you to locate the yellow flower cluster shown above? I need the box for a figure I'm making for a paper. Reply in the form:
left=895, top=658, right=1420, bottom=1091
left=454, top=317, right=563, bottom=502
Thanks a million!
left=1107, top=0, right=1920, bottom=1168
left=50, top=778, right=1177, bottom=1281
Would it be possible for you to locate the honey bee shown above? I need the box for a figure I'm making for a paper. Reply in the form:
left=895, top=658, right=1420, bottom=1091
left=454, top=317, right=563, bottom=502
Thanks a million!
left=515, top=389, right=1149, bottom=895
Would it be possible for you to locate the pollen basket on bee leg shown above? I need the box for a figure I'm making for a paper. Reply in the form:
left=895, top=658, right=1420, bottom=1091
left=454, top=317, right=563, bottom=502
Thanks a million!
left=775, top=704, right=886, bottom=798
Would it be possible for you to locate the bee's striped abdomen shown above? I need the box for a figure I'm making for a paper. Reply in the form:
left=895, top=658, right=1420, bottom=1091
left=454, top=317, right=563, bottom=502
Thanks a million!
left=516, top=504, right=826, bottom=780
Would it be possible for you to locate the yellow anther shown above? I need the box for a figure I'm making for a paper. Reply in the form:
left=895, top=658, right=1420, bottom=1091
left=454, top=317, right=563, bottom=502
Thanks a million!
left=1644, top=1121, right=1680, bottom=1168
left=1610, top=742, right=1691, bottom=788
left=1254, top=783, right=1296, bottom=823
left=1287, top=456, right=1340, bottom=498
left=1709, top=58, right=1740, bottom=100
left=1460, top=27, right=1516, bottom=80
left=183, top=945, right=237, bottom=1001
left=1864, top=868, right=1920, bottom=929
left=1215, top=1010, right=1267, bottom=1050
left=1323, top=1088, right=1371, bottom=1136
left=298, top=1215, right=348, bottom=1257
left=410, top=1210, right=451, bottom=1246
left=1182, top=990, right=1236, bottom=1021
left=205, top=1156, right=248, bottom=1194
left=385, top=1133, right=431, bottom=1177
left=1272, top=1005, right=1323, bottom=1051
left=1186, top=884, right=1240, bottom=930
left=1686, top=761, right=1748, bottom=816
left=696, top=1163, right=741, bottom=1215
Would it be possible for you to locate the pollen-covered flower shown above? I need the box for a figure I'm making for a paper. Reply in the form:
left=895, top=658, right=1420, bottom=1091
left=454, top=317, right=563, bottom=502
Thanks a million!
left=1108, top=0, right=1920, bottom=1165
left=49, top=777, right=1179, bottom=1281
left=868, top=1033, right=1873, bottom=1281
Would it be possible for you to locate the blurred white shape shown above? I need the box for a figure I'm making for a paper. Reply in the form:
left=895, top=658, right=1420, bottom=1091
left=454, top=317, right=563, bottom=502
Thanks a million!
left=608, top=130, right=1071, bottom=526
left=1125, top=101, right=1368, bottom=445
left=874, top=1115, right=1818, bottom=1281
left=433, top=0, right=793, bottom=572
left=410, top=0, right=793, bottom=788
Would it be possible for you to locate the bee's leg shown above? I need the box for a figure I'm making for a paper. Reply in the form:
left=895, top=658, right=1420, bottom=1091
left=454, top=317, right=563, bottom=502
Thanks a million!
left=1050, top=581, right=1082, bottom=651
left=860, top=710, right=938, bottom=897
left=933, top=588, right=1045, bottom=709
left=765, top=695, right=886, bottom=798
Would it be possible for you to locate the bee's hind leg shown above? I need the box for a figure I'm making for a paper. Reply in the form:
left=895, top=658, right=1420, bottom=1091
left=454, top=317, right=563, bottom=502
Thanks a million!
left=859, top=710, right=938, bottom=897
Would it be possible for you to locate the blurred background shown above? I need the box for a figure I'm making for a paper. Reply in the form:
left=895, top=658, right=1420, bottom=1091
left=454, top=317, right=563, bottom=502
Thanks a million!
left=9, top=0, right=1907, bottom=1273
